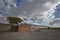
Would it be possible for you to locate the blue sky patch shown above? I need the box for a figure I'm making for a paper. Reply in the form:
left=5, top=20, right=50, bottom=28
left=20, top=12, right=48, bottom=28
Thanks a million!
left=55, top=4, right=60, bottom=18
left=14, top=0, right=22, bottom=6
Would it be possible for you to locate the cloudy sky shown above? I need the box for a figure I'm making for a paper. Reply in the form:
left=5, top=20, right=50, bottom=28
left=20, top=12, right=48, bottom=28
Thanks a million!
left=0, top=0, right=60, bottom=27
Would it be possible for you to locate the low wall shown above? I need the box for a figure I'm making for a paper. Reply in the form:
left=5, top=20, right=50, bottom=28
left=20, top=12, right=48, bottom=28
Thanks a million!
left=0, top=24, right=10, bottom=30
left=18, top=26, right=31, bottom=32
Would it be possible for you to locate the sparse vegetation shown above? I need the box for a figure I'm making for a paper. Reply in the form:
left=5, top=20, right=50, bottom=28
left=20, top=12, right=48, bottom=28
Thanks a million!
left=7, top=16, right=23, bottom=32
left=47, top=27, right=60, bottom=30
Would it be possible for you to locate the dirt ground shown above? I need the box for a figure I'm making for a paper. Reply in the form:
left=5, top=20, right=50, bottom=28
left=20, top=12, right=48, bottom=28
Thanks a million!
left=0, top=30, right=60, bottom=40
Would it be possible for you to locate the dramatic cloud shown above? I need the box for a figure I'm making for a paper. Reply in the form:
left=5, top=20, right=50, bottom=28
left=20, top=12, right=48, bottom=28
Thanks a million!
left=0, top=0, right=60, bottom=26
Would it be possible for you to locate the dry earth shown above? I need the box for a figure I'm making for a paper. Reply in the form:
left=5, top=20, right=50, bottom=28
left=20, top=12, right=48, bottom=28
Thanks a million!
left=0, top=30, right=60, bottom=40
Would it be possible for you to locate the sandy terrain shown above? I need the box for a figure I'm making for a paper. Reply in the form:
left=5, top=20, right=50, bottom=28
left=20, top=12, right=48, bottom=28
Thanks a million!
left=0, top=30, right=60, bottom=40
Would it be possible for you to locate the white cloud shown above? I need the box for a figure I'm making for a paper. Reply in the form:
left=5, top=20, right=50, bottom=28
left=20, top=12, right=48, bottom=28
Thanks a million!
left=28, top=0, right=34, bottom=2
left=43, top=2, right=52, bottom=8
left=28, top=1, right=60, bottom=26
left=0, top=14, right=3, bottom=17
left=3, top=0, right=21, bottom=8
left=0, top=0, right=60, bottom=26
left=41, top=1, right=60, bottom=23
left=23, top=0, right=60, bottom=26
left=51, top=20, right=60, bottom=27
